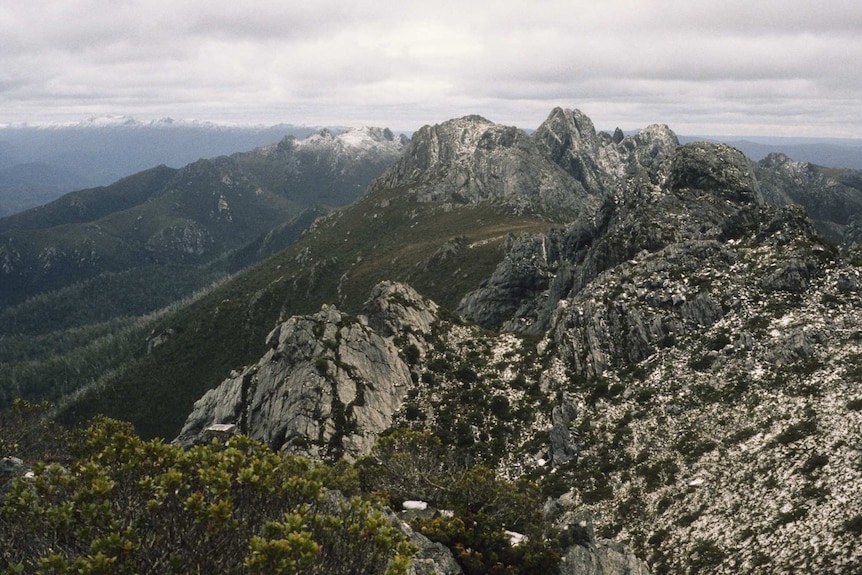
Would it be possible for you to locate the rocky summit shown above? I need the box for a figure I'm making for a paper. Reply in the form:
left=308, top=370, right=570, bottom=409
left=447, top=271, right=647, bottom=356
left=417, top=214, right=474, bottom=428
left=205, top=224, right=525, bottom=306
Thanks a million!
left=174, top=108, right=862, bottom=574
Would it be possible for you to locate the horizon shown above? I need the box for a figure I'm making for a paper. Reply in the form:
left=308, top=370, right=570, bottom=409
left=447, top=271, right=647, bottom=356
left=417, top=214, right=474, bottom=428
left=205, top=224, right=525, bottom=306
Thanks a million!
left=3, top=112, right=862, bottom=145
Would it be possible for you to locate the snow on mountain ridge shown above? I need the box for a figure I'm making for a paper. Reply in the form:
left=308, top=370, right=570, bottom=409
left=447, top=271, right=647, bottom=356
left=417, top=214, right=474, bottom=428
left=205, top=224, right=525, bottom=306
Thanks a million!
left=295, top=126, right=408, bottom=155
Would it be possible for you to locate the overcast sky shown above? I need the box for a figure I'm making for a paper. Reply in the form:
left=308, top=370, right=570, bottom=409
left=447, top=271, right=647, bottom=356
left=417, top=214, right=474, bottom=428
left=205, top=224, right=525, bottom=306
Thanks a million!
left=2, top=1, right=861, bottom=137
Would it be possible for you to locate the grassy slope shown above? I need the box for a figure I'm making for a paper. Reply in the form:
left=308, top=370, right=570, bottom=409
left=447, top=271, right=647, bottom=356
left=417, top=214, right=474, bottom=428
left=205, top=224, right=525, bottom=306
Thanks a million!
left=56, top=186, right=555, bottom=439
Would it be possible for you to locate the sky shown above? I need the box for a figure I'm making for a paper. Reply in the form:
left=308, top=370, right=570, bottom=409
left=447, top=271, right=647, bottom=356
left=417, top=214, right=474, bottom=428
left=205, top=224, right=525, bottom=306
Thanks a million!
left=1, top=1, right=861, bottom=137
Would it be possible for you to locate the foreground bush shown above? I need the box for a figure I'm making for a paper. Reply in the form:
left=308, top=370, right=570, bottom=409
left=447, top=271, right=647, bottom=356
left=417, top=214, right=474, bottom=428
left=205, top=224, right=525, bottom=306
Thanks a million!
left=0, top=416, right=413, bottom=574
left=358, top=429, right=561, bottom=575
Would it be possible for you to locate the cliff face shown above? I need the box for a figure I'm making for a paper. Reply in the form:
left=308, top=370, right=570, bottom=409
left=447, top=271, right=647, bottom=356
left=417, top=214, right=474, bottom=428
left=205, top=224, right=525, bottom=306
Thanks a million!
left=372, top=115, right=589, bottom=215
left=533, top=107, right=678, bottom=196
left=457, top=141, right=763, bottom=333
left=177, top=282, right=433, bottom=460
left=174, top=108, right=862, bottom=574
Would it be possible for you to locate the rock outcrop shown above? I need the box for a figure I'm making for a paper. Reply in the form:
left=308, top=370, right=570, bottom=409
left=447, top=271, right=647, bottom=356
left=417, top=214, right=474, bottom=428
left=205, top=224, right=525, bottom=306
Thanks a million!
left=560, top=540, right=652, bottom=575
left=0, top=456, right=28, bottom=496
left=176, top=282, right=435, bottom=460
left=534, top=107, right=678, bottom=195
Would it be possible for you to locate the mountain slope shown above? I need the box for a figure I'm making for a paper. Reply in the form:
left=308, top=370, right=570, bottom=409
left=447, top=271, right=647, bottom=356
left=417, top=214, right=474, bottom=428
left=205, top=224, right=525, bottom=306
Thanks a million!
left=0, top=120, right=322, bottom=214
left=0, top=162, right=91, bottom=218
left=0, top=128, right=407, bottom=413
left=0, top=127, right=408, bottom=308
left=754, top=152, right=862, bottom=243
left=171, top=132, right=862, bottom=574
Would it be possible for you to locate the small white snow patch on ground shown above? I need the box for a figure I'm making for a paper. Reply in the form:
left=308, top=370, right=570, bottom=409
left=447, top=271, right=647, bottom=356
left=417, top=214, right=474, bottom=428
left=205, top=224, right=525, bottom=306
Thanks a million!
left=402, top=500, right=428, bottom=511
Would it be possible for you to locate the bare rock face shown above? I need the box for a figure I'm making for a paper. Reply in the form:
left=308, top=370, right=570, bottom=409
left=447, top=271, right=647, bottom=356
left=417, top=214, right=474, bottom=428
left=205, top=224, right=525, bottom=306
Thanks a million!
left=363, top=280, right=439, bottom=338
left=457, top=110, right=681, bottom=331
left=534, top=107, right=678, bottom=195
left=550, top=506, right=651, bottom=575
left=0, top=456, right=28, bottom=496
left=176, top=282, right=437, bottom=460
left=372, top=115, right=592, bottom=214
left=561, top=540, right=652, bottom=575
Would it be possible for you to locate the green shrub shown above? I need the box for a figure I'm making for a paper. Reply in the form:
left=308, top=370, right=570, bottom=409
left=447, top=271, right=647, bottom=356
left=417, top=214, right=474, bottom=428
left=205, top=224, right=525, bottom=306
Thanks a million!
left=799, top=453, right=829, bottom=475
left=403, top=344, right=420, bottom=365
left=314, top=357, right=329, bottom=375
left=688, top=353, right=716, bottom=372
left=636, top=387, right=658, bottom=404
left=455, top=365, right=479, bottom=384
left=0, top=417, right=414, bottom=575
left=708, top=331, right=732, bottom=351
left=689, top=539, right=726, bottom=571
left=489, top=396, right=512, bottom=420
left=357, top=429, right=561, bottom=574
left=0, top=399, right=78, bottom=463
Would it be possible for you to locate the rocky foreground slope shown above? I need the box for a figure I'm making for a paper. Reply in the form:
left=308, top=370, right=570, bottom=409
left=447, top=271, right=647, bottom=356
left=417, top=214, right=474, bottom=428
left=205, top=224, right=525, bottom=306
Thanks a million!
left=176, top=109, right=862, bottom=574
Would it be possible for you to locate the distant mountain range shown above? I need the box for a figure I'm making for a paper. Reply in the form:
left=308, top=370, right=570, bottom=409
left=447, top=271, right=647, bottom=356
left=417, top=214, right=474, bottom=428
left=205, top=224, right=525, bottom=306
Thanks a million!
left=0, top=125, right=408, bottom=307
left=0, top=118, right=333, bottom=216
left=0, top=126, right=408, bottom=416
left=2, top=116, right=860, bottom=219
left=680, top=135, right=862, bottom=170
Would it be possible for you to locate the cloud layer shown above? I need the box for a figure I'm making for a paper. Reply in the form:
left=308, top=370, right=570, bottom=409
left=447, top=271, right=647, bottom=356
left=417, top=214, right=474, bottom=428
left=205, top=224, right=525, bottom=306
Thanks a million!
left=2, top=1, right=860, bottom=136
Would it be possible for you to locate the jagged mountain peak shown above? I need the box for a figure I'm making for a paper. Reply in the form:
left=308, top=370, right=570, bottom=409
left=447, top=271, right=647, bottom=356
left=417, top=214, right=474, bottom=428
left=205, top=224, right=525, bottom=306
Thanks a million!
left=758, top=151, right=796, bottom=166
left=456, top=139, right=800, bottom=335
left=627, top=123, right=679, bottom=162
left=534, top=107, right=680, bottom=196
left=538, top=107, right=600, bottom=145
left=395, top=114, right=503, bottom=168
left=371, top=109, right=683, bottom=213
left=373, top=114, right=589, bottom=214
left=337, top=126, right=409, bottom=148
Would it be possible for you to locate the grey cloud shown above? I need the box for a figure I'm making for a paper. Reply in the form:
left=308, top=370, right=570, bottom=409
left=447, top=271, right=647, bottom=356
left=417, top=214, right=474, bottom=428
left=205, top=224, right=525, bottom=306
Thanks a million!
left=1, top=1, right=861, bottom=136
